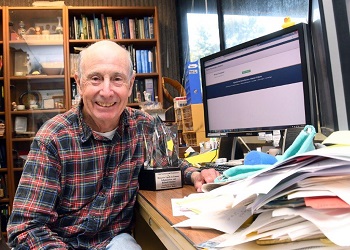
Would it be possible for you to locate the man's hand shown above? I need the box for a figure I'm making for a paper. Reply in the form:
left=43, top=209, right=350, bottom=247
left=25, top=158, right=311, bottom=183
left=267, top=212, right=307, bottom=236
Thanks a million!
left=191, top=168, right=220, bottom=192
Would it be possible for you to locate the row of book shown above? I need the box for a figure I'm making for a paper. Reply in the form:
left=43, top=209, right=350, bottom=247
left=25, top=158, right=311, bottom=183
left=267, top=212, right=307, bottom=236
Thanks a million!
left=129, top=78, right=156, bottom=104
left=69, top=45, right=156, bottom=75
left=70, top=77, right=156, bottom=104
left=70, top=14, right=154, bottom=40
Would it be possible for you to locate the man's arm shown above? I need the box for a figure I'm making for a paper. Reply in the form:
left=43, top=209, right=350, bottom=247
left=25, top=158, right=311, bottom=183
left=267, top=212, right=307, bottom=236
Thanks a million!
left=178, top=159, right=219, bottom=192
left=7, top=139, right=68, bottom=249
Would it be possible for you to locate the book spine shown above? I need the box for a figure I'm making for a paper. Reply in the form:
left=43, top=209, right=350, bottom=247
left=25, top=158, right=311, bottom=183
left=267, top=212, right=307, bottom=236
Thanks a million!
left=100, top=13, right=107, bottom=39
left=148, top=16, right=154, bottom=39
left=145, top=78, right=155, bottom=101
left=73, top=16, right=78, bottom=40
left=106, top=16, right=115, bottom=39
left=141, top=50, right=147, bottom=73
left=90, top=19, right=96, bottom=40
left=148, top=50, right=153, bottom=73
left=135, top=50, right=142, bottom=73
left=129, top=18, right=136, bottom=39
left=124, top=17, right=130, bottom=39
left=81, top=15, right=88, bottom=39
left=143, top=17, right=149, bottom=39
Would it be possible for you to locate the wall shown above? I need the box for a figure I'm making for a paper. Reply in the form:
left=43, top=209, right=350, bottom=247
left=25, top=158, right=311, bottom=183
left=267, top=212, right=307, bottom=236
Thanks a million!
left=1, top=0, right=181, bottom=113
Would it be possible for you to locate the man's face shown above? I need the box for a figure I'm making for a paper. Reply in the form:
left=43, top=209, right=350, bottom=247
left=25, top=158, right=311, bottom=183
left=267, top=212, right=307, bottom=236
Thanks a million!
left=75, top=45, right=134, bottom=132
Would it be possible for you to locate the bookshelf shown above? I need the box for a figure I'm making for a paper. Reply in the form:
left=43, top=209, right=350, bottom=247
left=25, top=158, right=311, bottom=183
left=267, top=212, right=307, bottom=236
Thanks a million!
left=0, top=6, right=8, bottom=240
left=0, top=6, right=163, bottom=238
left=66, top=6, right=163, bottom=107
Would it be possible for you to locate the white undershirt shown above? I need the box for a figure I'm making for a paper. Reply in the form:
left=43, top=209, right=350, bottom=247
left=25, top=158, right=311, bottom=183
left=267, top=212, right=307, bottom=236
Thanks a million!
left=94, top=128, right=117, bottom=140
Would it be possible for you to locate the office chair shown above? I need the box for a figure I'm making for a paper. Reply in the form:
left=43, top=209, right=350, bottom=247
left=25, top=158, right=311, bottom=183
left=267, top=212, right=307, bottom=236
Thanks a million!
left=161, top=77, right=186, bottom=103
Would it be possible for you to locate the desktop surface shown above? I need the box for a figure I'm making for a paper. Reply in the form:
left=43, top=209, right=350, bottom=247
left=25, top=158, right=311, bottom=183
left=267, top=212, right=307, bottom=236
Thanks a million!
left=136, top=186, right=222, bottom=249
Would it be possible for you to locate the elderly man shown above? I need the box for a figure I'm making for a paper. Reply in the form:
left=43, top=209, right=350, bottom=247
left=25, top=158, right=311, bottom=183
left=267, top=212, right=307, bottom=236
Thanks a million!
left=7, top=40, right=218, bottom=249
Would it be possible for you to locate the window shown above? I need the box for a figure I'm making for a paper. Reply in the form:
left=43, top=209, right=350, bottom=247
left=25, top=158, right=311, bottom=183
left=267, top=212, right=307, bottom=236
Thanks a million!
left=177, top=0, right=309, bottom=76
left=222, top=0, right=309, bottom=48
left=187, top=13, right=220, bottom=61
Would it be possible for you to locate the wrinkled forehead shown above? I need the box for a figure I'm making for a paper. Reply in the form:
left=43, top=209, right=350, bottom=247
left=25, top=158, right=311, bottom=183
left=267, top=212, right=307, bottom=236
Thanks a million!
left=81, top=43, right=132, bottom=75
left=82, top=46, right=130, bottom=73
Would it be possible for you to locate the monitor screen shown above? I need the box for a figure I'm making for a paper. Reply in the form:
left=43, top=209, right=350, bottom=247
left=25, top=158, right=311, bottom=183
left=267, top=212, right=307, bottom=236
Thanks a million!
left=200, top=23, right=317, bottom=137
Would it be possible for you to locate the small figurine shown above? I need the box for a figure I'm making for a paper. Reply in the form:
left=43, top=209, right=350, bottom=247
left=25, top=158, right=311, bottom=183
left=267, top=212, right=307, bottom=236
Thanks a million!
left=17, top=21, right=26, bottom=39
left=35, top=26, right=41, bottom=35
left=12, top=102, right=17, bottom=111
left=144, top=91, right=152, bottom=102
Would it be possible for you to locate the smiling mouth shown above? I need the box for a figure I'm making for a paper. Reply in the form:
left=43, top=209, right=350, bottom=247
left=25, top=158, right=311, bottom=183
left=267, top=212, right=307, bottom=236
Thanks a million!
left=96, top=102, right=116, bottom=107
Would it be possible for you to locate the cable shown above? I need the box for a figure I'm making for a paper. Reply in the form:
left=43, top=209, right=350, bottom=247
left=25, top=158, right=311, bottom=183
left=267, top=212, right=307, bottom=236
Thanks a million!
left=237, top=137, right=251, bottom=152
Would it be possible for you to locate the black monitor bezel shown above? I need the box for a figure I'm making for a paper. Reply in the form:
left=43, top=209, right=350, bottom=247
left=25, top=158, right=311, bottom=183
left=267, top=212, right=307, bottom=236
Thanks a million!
left=200, top=23, right=318, bottom=137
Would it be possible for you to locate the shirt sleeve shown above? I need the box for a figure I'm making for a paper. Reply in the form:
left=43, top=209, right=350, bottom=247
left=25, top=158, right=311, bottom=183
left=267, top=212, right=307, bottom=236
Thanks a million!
left=7, top=138, right=69, bottom=249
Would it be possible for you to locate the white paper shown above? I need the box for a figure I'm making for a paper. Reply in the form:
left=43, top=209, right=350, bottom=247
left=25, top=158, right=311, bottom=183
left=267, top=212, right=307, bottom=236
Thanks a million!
left=173, top=206, right=252, bottom=234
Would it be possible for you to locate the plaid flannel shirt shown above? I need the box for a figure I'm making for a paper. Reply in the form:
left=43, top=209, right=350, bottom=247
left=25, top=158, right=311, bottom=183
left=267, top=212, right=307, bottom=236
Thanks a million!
left=7, top=104, right=197, bottom=250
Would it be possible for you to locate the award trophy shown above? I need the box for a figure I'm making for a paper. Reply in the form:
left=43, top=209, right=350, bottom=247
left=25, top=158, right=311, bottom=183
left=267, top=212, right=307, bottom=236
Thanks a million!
left=138, top=116, right=183, bottom=191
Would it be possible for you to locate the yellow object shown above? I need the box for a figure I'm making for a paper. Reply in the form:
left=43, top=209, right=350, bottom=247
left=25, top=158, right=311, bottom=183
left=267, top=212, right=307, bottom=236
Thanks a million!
left=185, top=149, right=218, bottom=165
left=167, top=139, right=174, bottom=151
left=322, top=130, right=350, bottom=146
left=282, top=17, right=295, bottom=29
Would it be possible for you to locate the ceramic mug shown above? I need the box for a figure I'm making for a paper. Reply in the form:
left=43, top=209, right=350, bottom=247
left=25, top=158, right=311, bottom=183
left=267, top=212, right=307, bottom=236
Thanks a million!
left=17, top=105, right=25, bottom=110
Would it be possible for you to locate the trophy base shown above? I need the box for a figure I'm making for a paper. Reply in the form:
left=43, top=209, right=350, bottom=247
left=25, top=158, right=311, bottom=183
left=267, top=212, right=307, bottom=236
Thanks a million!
left=139, top=167, right=183, bottom=191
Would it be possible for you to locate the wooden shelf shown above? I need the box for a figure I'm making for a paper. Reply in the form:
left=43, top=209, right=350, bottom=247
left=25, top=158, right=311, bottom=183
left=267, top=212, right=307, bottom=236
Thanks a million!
left=0, top=5, right=163, bottom=214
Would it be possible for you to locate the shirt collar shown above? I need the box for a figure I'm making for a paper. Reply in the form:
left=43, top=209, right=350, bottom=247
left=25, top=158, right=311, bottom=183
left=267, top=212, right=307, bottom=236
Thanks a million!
left=77, top=102, right=131, bottom=142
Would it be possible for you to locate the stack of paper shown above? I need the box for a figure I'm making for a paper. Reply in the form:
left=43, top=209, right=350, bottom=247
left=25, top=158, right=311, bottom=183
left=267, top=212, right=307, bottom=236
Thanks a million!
left=173, top=146, right=350, bottom=249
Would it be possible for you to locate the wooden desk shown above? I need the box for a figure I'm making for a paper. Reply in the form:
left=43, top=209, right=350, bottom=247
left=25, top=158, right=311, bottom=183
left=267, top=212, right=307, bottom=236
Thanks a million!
left=136, top=185, right=221, bottom=249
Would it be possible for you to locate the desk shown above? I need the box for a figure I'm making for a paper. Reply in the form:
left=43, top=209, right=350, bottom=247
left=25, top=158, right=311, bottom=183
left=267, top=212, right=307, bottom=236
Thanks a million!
left=136, top=185, right=221, bottom=249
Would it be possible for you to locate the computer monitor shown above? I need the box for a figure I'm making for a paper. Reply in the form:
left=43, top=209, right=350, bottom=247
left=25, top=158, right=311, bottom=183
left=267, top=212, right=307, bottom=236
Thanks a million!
left=309, top=0, right=350, bottom=136
left=200, top=23, right=318, bottom=158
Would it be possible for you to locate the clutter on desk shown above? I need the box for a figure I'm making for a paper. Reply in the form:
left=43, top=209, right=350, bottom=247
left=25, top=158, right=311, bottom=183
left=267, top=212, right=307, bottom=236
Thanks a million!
left=138, top=115, right=183, bottom=191
left=173, top=126, right=350, bottom=248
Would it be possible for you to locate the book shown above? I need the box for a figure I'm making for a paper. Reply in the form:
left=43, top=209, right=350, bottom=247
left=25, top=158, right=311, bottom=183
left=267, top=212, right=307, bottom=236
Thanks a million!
left=129, top=18, right=136, bottom=39
left=148, top=50, right=153, bottom=73
left=115, top=20, right=122, bottom=39
left=90, top=19, right=95, bottom=39
left=123, top=17, right=130, bottom=39
left=145, top=78, right=155, bottom=101
left=106, top=16, right=115, bottom=39
left=148, top=16, right=154, bottom=38
left=141, top=50, right=148, bottom=73
left=81, top=14, right=88, bottom=39
left=135, top=50, right=142, bottom=73
left=138, top=18, right=145, bottom=39
left=79, top=19, right=84, bottom=40
left=138, top=79, right=145, bottom=102
left=100, top=13, right=107, bottom=39
left=93, top=13, right=99, bottom=39
left=73, top=16, right=79, bottom=39
left=143, top=17, right=149, bottom=39
left=120, top=18, right=126, bottom=39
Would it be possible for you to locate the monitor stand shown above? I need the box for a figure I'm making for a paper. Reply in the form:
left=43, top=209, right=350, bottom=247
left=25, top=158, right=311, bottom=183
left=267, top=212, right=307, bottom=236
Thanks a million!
left=218, top=137, right=244, bottom=161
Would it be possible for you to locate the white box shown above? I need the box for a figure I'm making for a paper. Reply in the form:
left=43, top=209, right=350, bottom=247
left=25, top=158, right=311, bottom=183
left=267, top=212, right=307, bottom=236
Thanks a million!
left=43, top=99, right=55, bottom=109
